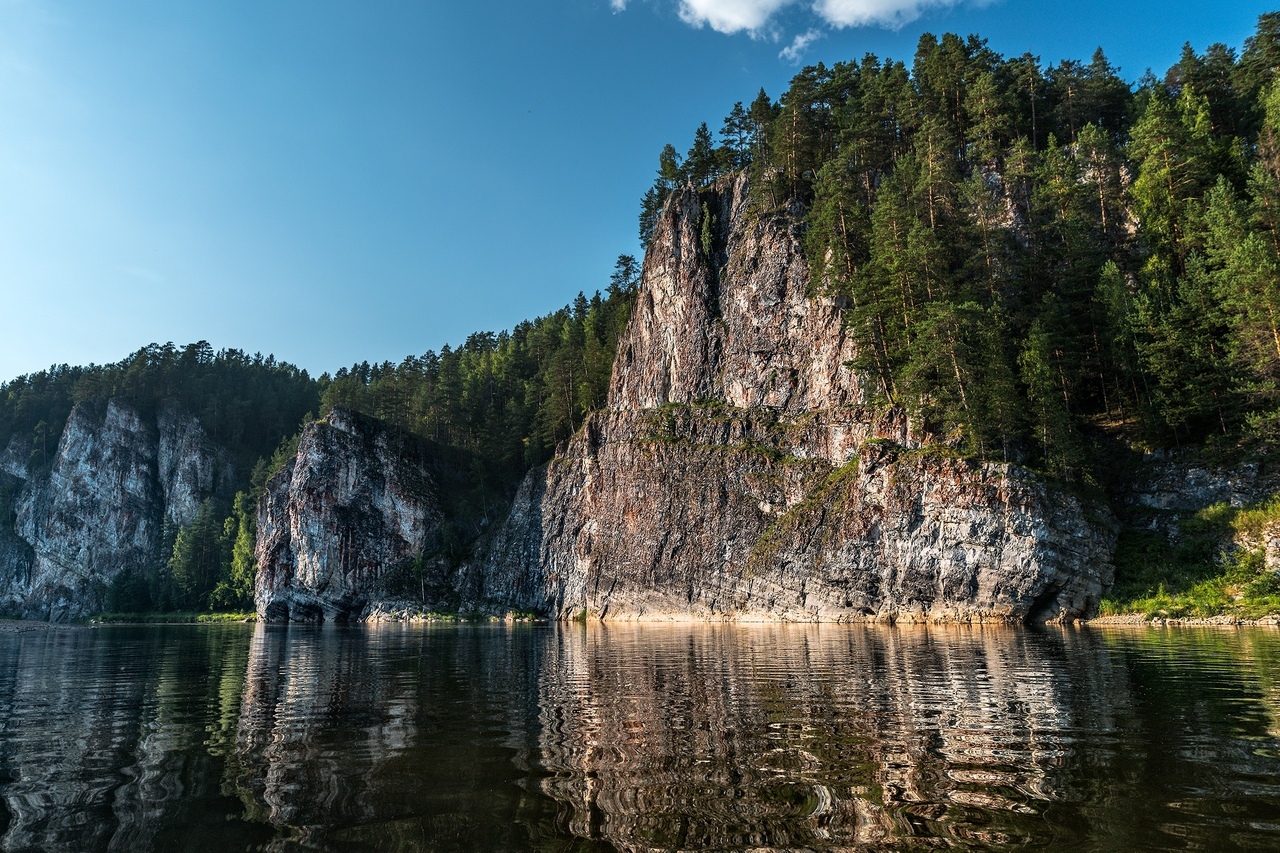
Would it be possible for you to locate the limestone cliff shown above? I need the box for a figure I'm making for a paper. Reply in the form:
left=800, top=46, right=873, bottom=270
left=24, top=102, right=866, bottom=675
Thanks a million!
left=254, top=409, right=443, bottom=622
left=0, top=399, right=231, bottom=621
left=468, top=176, right=1117, bottom=622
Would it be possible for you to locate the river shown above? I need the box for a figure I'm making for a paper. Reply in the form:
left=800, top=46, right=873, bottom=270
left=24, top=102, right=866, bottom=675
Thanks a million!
left=0, top=622, right=1277, bottom=851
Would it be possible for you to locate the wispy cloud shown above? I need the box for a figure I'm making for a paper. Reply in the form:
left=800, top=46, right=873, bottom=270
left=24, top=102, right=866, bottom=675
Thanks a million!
left=814, top=0, right=972, bottom=29
left=611, top=0, right=627, bottom=11
left=676, top=0, right=797, bottom=36
left=780, top=28, right=822, bottom=62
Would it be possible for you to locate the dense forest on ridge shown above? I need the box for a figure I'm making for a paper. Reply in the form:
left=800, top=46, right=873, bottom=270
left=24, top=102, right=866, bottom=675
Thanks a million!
left=2, top=12, right=1279, bottom=614
left=641, top=12, right=1280, bottom=483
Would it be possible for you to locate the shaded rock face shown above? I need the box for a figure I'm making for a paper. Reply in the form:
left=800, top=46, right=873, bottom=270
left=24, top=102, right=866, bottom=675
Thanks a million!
left=255, top=409, right=443, bottom=622
left=0, top=399, right=229, bottom=621
left=471, top=176, right=1116, bottom=622
left=1124, top=455, right=1279, bottom=519
left=1118, top=454, right=1280, bottom=571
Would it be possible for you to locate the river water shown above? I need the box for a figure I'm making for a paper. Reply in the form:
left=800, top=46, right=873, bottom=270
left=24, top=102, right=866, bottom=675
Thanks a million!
left=0, top=622, right=1278, bottom=851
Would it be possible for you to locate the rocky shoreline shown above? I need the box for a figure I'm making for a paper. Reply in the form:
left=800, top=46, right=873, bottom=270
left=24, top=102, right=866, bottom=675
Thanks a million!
left=1086, top=613, right=1280, bottom=627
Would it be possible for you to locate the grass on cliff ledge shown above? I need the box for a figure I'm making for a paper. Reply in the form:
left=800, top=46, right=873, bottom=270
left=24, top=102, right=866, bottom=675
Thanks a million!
left=1100, top=498, right=1280, bottom=619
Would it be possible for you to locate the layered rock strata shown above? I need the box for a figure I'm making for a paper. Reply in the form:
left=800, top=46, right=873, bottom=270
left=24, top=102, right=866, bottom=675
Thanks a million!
left=0, top=399, right=230, bottom=621
left=468, top=176, right=1116, bottom=622
left=254, top=409, right=443, bottom=622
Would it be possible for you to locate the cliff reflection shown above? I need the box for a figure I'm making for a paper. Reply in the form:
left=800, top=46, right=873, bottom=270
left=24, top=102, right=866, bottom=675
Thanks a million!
left=530, top=624, right=1280, bottom=851
left=231, top=624, right=596, bottom=852
left=0, top=624, right=260, bottom=853
left=2, top=623, right=1277, bottom=851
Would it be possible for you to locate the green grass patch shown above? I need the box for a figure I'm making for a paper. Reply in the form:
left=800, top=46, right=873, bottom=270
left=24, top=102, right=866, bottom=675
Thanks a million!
left=1101, top=498, right=1280, bottom=619
left=746, top=458, right=861, bottom=576
left=92, top=611, right=257, bottom=624
left=898, top=442, right=967, bottom=463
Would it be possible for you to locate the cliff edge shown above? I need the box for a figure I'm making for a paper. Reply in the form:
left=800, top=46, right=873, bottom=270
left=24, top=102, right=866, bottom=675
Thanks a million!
left=255, top=408, right=443, bottom=621
left=467, top=177, right=1117, bottom=622
left=0, top=399, right=230, bottom=621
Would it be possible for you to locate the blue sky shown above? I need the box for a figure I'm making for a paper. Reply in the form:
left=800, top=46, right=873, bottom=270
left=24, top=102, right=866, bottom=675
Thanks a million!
left=0, top=0, right=1274, bottom=381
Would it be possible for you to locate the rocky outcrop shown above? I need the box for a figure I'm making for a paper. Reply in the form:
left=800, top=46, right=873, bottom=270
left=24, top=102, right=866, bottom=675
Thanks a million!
left=468, top=176, right=1116, bottom=622
left=610, top=180, right=861, bottom=415
left=1115, top=452, right=1280, bottom=574
left=473, top=409, right=1112, bottom=622
left=1123, top=453, right=1280, bottom=526
left=0, top=399, right=231, bottom=621
left=254, top=409, right=443, bottom=622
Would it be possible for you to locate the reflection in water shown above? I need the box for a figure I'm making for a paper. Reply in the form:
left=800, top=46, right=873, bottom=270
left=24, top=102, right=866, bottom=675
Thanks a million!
left=0, top=622, right=1278, bottom=851
left=533, top=626, right=1107, bottom=849
left=530, top=625, right=1280, bottom=851
left=0, top=625, right=262, bottom=852
left=231, top=624, right=598, bottom=852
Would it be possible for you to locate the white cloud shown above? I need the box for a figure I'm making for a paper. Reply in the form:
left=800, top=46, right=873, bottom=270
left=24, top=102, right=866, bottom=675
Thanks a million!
left=676, top=0, right=797, bottom=35
left=610, top=0, right=627, bottom=11
left=779, top=28, right=822, bottom=62
left=643, top=0, right=989, bottom=42
left=813, top=0, right=966, bottom=29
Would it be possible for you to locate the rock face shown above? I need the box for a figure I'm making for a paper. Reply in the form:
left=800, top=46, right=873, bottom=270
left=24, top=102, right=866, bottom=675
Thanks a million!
left=0, top=399, right=230, bottom=621
left=255, top=409, right=443, bottom=622
left=1121, top=453, right=1280, bottom=572
left=468, top=176, right=1117, bottom=622
left=611, top=180, right=860, bottom=415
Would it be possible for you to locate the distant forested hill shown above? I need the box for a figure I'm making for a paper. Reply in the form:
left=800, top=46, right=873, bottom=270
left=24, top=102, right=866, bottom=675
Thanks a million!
left=0, top=265, right=637, bottom=611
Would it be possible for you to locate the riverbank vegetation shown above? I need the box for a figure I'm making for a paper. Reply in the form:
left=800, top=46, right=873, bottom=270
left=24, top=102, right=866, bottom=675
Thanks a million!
left=91, top=612, right=257, bottom=624
left=1102, top=497, right=1280, bottom=619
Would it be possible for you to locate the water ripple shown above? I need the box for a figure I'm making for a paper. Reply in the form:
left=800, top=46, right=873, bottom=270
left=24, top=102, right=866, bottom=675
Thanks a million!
left=0, top=623, right=1278, bottom=850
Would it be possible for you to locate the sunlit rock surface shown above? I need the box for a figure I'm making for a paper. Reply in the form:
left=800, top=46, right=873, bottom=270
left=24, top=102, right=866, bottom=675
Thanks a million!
left=470, top=176, right=1116, bottom=623
left=254, top=409, right=443, bottom=622
left=0, top=399, right=231, bottom=621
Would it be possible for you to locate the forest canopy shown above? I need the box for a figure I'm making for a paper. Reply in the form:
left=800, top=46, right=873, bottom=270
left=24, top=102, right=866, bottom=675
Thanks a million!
left=640, top=12, right=1280, bottom=481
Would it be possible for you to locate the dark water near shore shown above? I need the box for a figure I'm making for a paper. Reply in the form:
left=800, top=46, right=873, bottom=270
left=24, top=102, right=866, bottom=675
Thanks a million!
left=0, top=624, right=1279, bottom=851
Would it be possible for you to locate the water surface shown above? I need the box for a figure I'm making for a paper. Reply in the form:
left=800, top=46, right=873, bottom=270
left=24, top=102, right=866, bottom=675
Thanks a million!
left=0, top=622, right=1278, bottom=851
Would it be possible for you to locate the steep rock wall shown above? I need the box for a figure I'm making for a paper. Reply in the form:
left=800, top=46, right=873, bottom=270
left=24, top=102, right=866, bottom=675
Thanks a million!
left=611, top=181, right=861, bottom=415
left=471, top=176, right=1116, bottom=622
left=255, top=409, right=443, bottom=622
left=0, top=399, right=230, bottom=621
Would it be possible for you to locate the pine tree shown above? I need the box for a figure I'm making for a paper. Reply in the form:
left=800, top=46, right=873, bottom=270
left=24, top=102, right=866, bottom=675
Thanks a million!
left=964, top=70, right=1012, bottom=167
left=608, top=255, right=640, bottom=299
left=805, top=159, right=869, bottom=296
left=686, top=123, right=717, bottom=186
left=1128, top=82, right=1215, bottom=281
left=720, top=102, right=752, bottom=168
